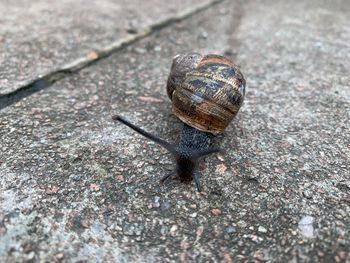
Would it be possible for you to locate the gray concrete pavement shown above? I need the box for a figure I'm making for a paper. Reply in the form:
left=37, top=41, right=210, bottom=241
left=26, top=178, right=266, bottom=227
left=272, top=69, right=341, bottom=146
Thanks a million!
left=0, top=0, right=349, bottom=262
left=0, top=0, right=219, bottom=95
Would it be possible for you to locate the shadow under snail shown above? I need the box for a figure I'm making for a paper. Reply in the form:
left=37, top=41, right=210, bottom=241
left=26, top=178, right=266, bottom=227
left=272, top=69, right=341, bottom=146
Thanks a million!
left=112, top=53, right=246, bottom=192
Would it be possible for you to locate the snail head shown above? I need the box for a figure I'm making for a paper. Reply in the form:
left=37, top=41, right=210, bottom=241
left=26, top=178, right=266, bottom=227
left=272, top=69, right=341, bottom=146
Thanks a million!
left=112, top=115, right=221, bottom=191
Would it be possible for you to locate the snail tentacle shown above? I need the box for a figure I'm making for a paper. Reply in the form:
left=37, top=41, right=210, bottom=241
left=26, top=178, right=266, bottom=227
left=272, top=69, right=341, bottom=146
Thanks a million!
left=161, top=170, right=177, bottom=183
left=112, top=115, right=177, bottom=153
left=192, top=172, right=201, bottom=192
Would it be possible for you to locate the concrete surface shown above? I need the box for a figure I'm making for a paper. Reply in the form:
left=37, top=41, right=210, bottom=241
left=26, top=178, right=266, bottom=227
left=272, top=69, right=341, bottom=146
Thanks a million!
left=0, top=0, right=349, bottom=262
left=0, top=0, right=219, bottom=95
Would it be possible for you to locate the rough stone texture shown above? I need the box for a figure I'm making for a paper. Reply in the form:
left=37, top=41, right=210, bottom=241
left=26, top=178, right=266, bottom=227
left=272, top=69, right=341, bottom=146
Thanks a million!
left=0, top=0, right=350, bottom=262
left=0, top=0, right=217, bottom=95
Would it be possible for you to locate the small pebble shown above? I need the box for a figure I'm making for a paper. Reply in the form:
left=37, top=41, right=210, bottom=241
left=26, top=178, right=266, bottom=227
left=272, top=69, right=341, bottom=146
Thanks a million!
left=303, top=190, right=312, bottom=199
left=90, top=183, right=100, bottom=191
left=134, top=47, right=146, bottom=54
left=87, top=51, right=98, bottom=60
left=200, top=31, right=208, bottom=39
left=153, top=196, right=160, bottom=208
left=226, top=226, right=237, bottom=234
left=237, top=221, right=247, bottom=228
left=27, top=251, right=35, bottom=260
left=215, top=164, right=227, bottom=174
left=211, top=208, right=221, bottom=216
left=56, top=253, right=64, bottom=260
left=223, top=253, right=233, bottom=263
left=72, top=175, right=81, bottom=181
left=170, top=225, right=178, bottom=236
left=298, top=216, right=315, bottom=238
left=258, top=226, right=267, bottom=233
left=190, top=212, right=197, bottom=218
left=116, top=175, right=124, bottom=182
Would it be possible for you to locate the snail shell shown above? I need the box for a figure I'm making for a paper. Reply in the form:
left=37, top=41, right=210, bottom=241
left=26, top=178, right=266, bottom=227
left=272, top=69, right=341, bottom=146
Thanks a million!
left=167, top=53, right=246, bottom=135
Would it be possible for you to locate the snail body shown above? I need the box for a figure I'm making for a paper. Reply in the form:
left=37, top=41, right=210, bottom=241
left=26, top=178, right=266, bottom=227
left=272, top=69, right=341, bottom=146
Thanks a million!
left=113, top=53, right=245, bottom=192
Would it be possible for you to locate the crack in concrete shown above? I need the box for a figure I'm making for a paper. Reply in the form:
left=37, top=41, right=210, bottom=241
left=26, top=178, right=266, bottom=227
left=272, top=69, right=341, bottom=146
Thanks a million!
left=0, top=0, right=224, bottom=111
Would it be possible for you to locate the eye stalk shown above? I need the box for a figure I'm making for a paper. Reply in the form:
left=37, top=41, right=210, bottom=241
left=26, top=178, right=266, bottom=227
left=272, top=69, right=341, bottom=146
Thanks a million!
left=112, top=115, right=221, bottom=192
left=112, top=115, right=176, bottom=153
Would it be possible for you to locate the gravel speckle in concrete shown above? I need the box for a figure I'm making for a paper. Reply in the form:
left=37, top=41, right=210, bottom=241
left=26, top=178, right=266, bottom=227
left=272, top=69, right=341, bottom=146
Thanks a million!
left=1, top=0, right=350, bottom=262
left=258, top=226, right=268, bottom=234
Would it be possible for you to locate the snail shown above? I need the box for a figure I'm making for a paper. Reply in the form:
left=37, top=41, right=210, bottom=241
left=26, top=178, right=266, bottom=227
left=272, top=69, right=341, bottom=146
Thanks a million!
left=112, top=53, right=245, bottom=192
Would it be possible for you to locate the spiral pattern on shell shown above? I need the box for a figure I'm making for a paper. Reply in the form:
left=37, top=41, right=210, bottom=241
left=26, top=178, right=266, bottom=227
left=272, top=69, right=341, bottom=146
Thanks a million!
left=167, top=53, right=246, bottom=135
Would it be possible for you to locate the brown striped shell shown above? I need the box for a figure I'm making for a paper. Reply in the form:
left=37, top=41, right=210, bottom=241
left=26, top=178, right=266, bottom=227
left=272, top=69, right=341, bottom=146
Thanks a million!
left=166, top=53, right=246, bottom=135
